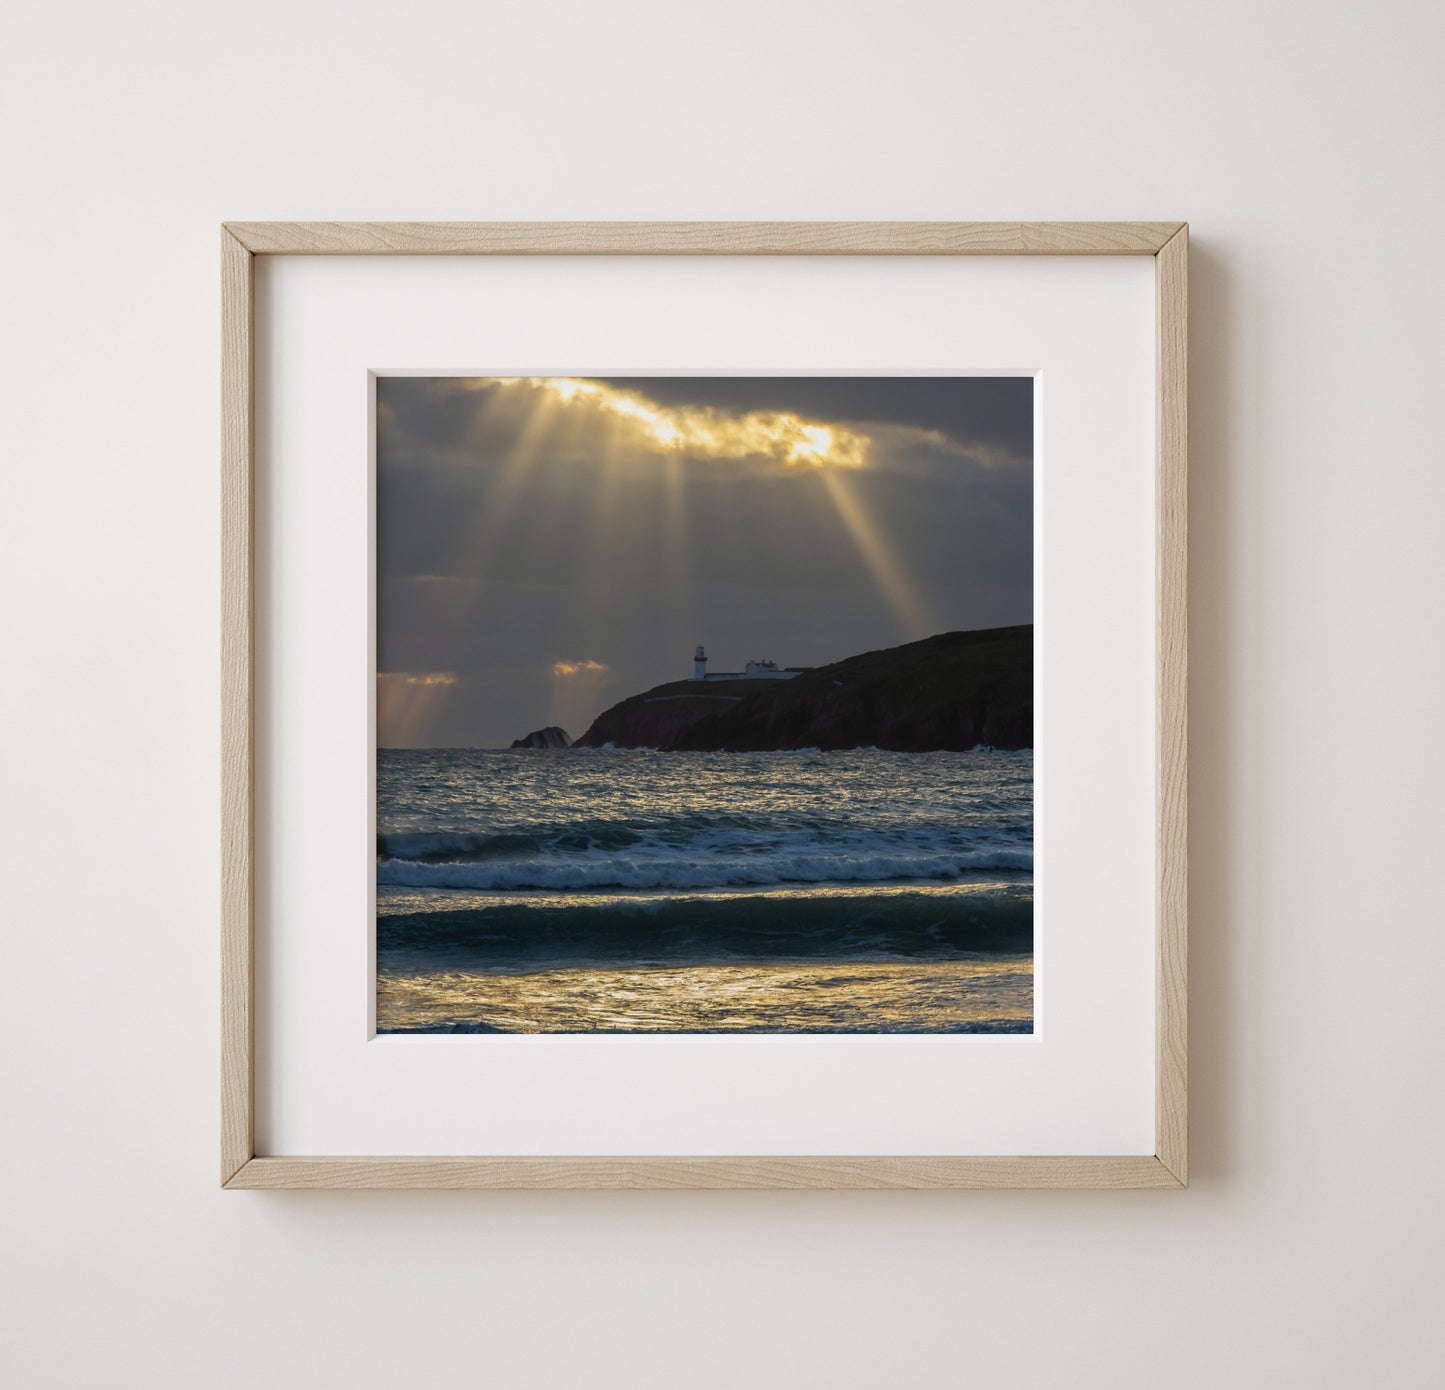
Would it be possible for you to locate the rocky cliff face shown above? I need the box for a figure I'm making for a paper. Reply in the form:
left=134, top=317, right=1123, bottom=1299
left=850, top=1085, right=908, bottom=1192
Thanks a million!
left=573, top=626, right=1032, bottom=752
left=571, top=682, right=780, bottom=750
left=510, top=725, right=572, bottom=749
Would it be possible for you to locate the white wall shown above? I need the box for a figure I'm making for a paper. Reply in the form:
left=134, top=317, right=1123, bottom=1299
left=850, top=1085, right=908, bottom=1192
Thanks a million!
left=3, top=2, right=1441, bottom=1385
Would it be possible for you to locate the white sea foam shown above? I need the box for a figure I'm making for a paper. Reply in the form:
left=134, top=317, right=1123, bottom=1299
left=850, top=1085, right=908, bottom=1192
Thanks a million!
left=377, top=844, right=1032, bottom=892
left=377, top=746, right=1033, bottom=896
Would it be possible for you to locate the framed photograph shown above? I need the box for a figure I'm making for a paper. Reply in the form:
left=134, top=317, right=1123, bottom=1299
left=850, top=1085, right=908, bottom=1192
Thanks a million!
left=222, top=222, right=1186, bottom=1189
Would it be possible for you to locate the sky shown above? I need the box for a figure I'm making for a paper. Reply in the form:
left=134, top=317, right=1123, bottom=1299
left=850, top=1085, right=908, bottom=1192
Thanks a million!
left=377, top=376, right=1033, bottom=747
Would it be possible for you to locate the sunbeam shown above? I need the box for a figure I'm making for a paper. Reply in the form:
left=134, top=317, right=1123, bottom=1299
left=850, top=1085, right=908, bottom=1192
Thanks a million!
left=376, top=671, right=457, bottom=747
left=375, top=375, right=1002, bottom=747
left=818, top=469, right=938, bottom=639
left=547, top=658, right=612, bottom=736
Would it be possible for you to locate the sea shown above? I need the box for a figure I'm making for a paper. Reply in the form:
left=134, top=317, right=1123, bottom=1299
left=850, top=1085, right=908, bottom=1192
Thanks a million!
left=376, top=747, right=1033, bottom=1033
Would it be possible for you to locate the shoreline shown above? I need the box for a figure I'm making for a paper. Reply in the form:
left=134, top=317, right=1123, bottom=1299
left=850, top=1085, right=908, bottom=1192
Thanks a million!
left=377, top=956, right=1035, bottom=1035
left=376, top=873, right=1033, bottom=916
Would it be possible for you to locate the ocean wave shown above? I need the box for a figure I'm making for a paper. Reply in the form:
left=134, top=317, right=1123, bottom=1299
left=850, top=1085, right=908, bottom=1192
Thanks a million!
left=379, top=825, right=648, bottom=861
left=377, top=847, right=1030, bottom=892
left=378, top=747, right=1032, bottom=896
left=377, top=886, right=1033, bottom=972
left=377, top=820, right=1031, bottom=892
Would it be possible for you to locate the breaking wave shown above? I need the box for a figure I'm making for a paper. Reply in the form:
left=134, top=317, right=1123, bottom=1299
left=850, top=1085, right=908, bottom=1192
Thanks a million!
left=377, top=885, right=1033, bottom=973
left=377, top=823, right=1031, bottom=893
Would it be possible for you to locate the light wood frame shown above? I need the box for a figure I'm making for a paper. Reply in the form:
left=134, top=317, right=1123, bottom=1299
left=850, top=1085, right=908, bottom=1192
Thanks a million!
left=222, top=221, right=1188, bottom=1190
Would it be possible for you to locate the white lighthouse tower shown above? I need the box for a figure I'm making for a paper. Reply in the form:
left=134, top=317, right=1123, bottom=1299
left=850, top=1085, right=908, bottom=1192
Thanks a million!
left=692, top=644, right=707, bottom=681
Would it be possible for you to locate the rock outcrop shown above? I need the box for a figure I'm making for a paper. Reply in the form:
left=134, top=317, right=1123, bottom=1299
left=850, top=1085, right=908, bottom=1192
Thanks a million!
left=510, top=725, right=572, bottom=749
left=572, top=626, right=1031, bottom=752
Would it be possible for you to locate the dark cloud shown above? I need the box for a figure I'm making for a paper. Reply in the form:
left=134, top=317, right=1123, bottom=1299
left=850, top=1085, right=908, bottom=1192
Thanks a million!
left=377, top=376, right=1032, bottom=746
left=378, top=375, right=1032, bottom=470
left=614, top=376, right=1032, bottom=463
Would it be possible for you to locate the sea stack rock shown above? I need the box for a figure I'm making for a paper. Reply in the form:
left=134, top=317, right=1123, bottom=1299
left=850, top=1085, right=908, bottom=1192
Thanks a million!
left=510, top=726, right=572, bottom=749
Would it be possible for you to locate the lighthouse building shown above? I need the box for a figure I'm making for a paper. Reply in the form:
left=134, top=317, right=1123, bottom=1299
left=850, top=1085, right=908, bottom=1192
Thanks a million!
left=690, top=644, right=810, bottom=682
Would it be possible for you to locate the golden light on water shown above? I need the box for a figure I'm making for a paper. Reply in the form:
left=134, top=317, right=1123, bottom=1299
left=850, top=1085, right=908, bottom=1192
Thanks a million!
left=376, top=881, right=1033, bottom=1032
left=377, top=956, right=1033, bottom=1033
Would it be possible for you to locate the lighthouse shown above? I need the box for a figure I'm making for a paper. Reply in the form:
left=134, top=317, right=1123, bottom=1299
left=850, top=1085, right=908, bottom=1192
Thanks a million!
left=690, top=643, right=811, bottom=682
